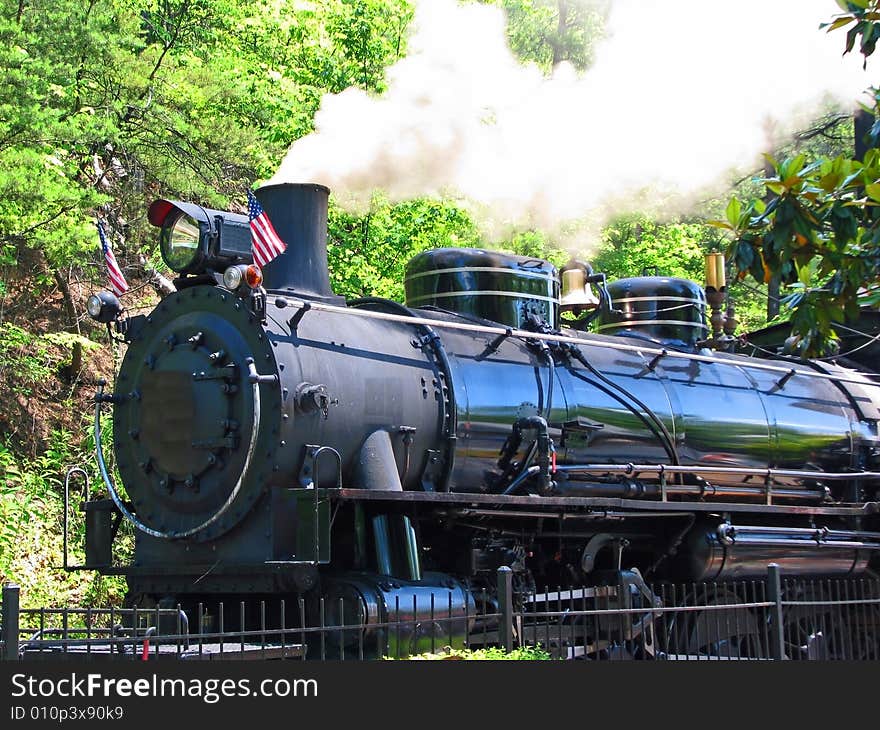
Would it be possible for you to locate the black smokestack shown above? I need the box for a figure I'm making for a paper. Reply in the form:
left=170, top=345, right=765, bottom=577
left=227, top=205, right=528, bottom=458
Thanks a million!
left=254, top=183, right=333, bottom=297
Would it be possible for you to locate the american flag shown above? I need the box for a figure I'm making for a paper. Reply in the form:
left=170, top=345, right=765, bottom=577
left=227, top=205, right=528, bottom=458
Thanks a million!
left=97, top=221, right=128, bottom=297
left=247, top=189, right=286, bottom=268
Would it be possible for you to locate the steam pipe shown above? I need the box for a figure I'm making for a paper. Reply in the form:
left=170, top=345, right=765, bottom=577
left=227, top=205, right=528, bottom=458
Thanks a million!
left=686, top=523, right=880, bottom=579
left=497, top=417, right=553, bottom=494
left=254, top=183, right=334, bottom=297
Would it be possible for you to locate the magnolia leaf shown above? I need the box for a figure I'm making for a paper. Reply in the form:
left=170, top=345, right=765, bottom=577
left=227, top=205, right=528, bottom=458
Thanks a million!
left=725, top=198, right=742, bottom=227
left=866, top=183, right=880, bottom=202
left=819, top=172, right=842, bottom=192
left=846, top=25, right=860, bottom=54
left=825, top=16, right=856, bottom=31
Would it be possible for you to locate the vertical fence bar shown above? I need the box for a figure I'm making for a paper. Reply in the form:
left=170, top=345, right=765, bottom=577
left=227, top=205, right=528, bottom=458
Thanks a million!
left=357, top=597, right=364, bottom=661
left=843, top=580, right=855, bottom=661
left=464, top=589, right=471, bottom=650
left=859, top=580, right=873, bottom=661
left=447, top=592, right=453, bottom=650
left=197, top=603, right=204, bottom=657
left=394, top=595, right=400, bottom=660
left=430, top=592, right=436, bottom=655
left=218, top=602, right=224, bottom=657
left=298, top=598, right=306, bottom=662
left=176, top=605, right=182, bottom=656
left=497, top=567, right=514, bottom=653
left=260, top=601, right=266, bottom=658
left=560, top=583, right=568, bottom=659
left=280, top=599, right=286, bottom=655
left=109, top=606, right=115, bottom=656
left=339, top=596, right=345, bottom=661
left=544, top=588, right=550, bottom=657
left=239, top=601, right=245, bottom=655
left=767, top=564, right=785, bottom=661
left=580, top=587, right=587, bottom=659
left=1, top=584, right=20, bottom=660
left=62, top=607, right=69, bottom=656
left=319, top=598, right=326, bottom=661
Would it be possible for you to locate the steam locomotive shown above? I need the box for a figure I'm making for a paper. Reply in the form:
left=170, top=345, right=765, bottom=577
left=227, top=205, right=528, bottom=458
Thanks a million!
left=78, top=183, right=880, bottom=656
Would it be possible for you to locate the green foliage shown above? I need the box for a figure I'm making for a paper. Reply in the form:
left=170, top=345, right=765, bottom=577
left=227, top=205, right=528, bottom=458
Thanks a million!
left=328, top=194, right=482, bottom=300
left=592, top=215, right=708, bottom=281
left=0, top=323, right=98, bottom=393
left=710, top=5, right=880, bottom=356
left=716, top=150, right=880, bottom=356
left=823, top=0, right=880, bottom=67
left=0, top=438, right=40, bottom=575
left=403, top=645, right=552, bottom=660
left=0, top=322, right=55, bottom=385
left=0, top=0, right=417, bottom=291
left=480, top=0, right=608, bottom=73
left=0, top=428, right=128, bottom=608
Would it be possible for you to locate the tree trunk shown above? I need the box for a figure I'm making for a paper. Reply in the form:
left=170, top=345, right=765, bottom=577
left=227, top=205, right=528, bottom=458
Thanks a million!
left=764, top=152, right=780, bottom=320
left=51, top=267, right=83, bottom=381
left=854, top=107, right=875, bottom=162
left=552, top=0, right=569, bottom=67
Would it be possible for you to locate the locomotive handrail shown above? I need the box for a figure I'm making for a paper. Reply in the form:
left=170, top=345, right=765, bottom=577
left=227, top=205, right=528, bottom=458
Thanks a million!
left=553, top=463, right=880, bottom=481
left=274, top=296, right=880, bottom=390
left=62, top=466, right=90, bottom=570
left=94, top=374, right=263, bottom=540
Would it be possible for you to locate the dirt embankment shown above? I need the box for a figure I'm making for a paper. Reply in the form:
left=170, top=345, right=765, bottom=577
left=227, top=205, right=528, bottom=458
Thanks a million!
left=0, top=248, right=157, bottom=458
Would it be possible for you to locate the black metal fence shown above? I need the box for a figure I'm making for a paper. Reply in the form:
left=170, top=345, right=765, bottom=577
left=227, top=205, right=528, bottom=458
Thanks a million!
left=2, top=566, right=878, bottom=661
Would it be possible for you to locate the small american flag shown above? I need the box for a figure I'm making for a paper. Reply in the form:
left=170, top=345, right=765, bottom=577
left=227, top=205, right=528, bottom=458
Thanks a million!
left=247, top=189, right=286, bottom=268
left=97, top=221, right=128, bottom=297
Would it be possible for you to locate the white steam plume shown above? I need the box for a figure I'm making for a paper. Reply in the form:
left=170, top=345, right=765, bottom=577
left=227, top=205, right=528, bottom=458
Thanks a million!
left=268, top=0, right=869, bottom=234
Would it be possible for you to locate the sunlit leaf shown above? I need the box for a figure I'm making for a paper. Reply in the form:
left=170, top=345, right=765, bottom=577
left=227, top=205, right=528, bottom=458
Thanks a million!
left=725, top=197, right=742, bottom=228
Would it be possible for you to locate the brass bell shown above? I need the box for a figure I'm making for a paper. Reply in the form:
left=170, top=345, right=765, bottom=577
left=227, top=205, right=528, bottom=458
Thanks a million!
left=560, top=260, right=600, bottom=312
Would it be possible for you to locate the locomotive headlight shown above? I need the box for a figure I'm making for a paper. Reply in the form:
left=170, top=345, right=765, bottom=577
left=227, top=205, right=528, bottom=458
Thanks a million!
left=160, top=212, right=202, bottom=272
left=148, top=198, right=253, bottom=276
left=86, top=291, right=122, bottom=323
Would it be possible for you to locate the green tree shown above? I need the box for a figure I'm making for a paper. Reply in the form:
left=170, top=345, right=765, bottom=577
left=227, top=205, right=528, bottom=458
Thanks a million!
left=716, top=0, right=880, bottom=356
left=593, top=215, right=708, bottom=282
left=328, top=193, right=481, bottom=300
left=481, top=0, right=608, bottom=73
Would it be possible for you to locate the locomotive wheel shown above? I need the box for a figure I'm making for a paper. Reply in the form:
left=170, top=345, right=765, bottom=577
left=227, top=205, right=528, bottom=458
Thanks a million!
left=664, top=585, right=764, bottom=660
left=779, top=580, right=880, bottom=660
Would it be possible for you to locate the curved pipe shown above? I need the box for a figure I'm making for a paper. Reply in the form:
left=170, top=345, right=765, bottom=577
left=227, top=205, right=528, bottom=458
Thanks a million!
left=569, top=347, right=680, bottom=466
left=502, top=465, right=541, bottom=495
left=95, top=375, right=263, bottom=540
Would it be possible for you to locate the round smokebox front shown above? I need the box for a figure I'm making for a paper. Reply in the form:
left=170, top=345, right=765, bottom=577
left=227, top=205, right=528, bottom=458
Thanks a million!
left=113, top=287, right=280, bottom=541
